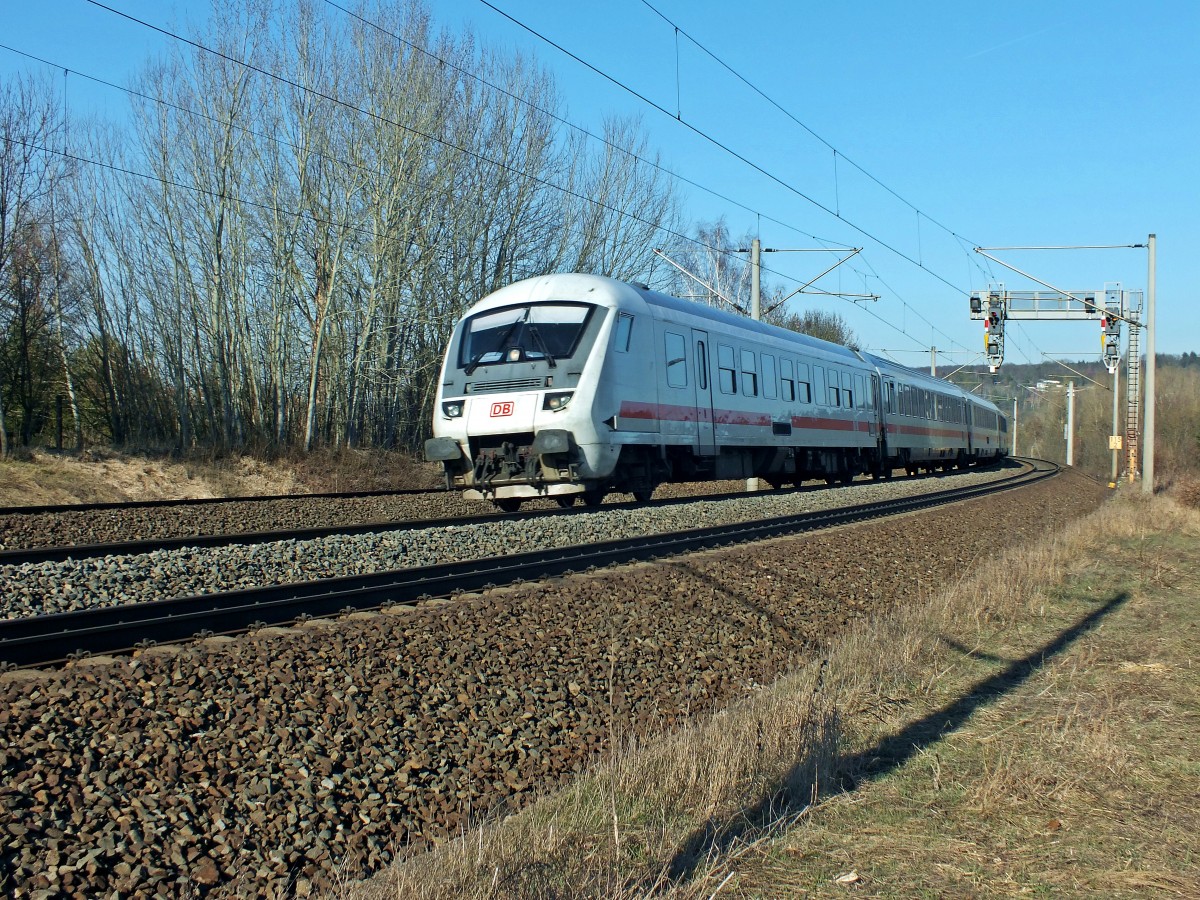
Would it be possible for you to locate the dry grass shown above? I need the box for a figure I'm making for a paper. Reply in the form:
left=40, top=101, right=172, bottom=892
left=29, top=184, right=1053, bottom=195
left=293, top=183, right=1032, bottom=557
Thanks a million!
left=342, top=488, right=1200, bottom=899
left=0, top=447, right=441, bottom=506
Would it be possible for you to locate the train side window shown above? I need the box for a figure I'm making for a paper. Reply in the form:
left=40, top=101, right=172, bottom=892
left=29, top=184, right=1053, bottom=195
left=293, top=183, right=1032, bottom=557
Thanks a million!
left=695, top=339, right=708, bottom=390
left=740, top=349, right=758, bottom=397
left=781, top=358, right=795, bottom=402
left=613, top=313, right=633, bottom=352
left=664, top=331, right=688, bottom=388
left=827, top=368, right=840, bottom=407
left=762, top=354, right=778, bottom=400
left=856, top=374, right=867, bottom=409
left=717, top=344, right=736, bottom=394
left=797, top=363, right=811, bottom=403
left=888, top=383, right=896, bottom=413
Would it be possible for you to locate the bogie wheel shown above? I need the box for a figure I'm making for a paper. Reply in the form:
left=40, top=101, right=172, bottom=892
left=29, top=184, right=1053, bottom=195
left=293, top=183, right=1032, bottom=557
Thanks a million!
left=582, top=489, right=607, bottom=507
left=632, top=489, right=653, bottom=503
left=495, top=498, right=522, bottom=513
left=555, top=496, right=576, bottom=508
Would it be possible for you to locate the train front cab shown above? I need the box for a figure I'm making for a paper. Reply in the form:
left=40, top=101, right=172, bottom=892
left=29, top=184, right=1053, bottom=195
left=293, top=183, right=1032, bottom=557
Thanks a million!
left=424, top=279, right=628, bottom=508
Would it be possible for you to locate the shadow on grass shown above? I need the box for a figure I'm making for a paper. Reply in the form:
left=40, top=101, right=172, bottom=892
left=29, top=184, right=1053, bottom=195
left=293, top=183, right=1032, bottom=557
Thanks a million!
left=660, top=591, right=1129, bottom=886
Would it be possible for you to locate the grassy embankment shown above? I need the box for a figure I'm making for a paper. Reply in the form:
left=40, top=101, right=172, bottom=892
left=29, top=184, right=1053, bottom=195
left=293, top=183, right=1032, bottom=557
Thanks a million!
left=357, top=486, right=1200, bottom=898
left=0, top=448, right=441, bottom=506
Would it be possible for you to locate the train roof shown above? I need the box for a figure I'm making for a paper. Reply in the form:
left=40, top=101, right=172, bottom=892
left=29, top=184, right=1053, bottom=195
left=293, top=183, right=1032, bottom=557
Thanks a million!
left=634, top=281, right=865, bottom=364
left=470, top=275, right=1002, bottom=416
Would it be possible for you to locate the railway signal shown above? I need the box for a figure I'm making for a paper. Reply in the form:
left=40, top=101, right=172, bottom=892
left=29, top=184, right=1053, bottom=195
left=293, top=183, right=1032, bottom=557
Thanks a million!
left=970, top=235, right=1157, bottom=493
left=1102, top=311, right=1121, bottom=374
left=973, top=290, right=1006, bottom=373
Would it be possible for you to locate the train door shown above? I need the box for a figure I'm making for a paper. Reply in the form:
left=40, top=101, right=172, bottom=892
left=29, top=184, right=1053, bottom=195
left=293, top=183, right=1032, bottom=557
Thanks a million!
left=878, top=375, right=894, bottom=455
left=692, top=329, right=716, bottom=454
left=873, top=374, right=883, bottom=441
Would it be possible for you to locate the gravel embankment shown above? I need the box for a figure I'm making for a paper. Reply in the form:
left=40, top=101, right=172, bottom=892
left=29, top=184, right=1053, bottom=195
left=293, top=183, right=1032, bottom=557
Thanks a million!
left=0, top=469, right=1108, bottom=896
left=3, top=469, right=1016, bottom=620
left=0, top=492, right=486, bottom=552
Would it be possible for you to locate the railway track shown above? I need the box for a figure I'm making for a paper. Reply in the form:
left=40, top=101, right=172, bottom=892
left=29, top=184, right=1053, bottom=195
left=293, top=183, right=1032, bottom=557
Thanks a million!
left=0, top=483, right=827, bottom=565
left=0, top=466, right=1001, bottom=565
left=0, top=458, right=1054, bottom=669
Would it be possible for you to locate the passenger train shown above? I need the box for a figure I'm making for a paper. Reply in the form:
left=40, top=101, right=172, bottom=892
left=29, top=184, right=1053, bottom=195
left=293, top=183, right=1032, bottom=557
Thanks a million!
left=425, top=274, right=1007, bottom=510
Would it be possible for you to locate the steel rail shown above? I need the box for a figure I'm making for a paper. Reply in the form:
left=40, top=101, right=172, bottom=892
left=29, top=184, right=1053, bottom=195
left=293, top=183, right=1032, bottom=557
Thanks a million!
left=0, top=459, right=1054, bottom=669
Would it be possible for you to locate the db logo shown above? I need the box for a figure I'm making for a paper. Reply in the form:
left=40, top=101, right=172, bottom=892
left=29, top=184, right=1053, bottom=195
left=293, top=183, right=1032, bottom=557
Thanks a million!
left=490, top=401, right=514, bottom=417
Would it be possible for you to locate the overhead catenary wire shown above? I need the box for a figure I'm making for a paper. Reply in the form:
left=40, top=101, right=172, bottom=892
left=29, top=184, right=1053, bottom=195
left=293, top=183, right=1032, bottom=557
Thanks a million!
left=637, top=0, right=1002, bottom=305
left=637, top=0, right=978, bottom=247
left=472, top=1, right=985, bottom=357
left=475, top=0, right=972, bottom=300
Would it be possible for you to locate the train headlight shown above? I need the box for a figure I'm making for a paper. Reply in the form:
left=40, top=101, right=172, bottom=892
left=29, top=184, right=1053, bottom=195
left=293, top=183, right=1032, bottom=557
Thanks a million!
left=542, top=391, right=574, bottom=411
left=441, top=400, right=464, bottom=418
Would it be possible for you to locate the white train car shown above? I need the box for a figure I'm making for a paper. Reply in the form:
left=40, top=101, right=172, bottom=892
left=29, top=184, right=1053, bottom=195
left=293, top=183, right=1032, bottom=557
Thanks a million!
left=868, top=355, right=1009, bottom=475
left=425, top=274, right=1006, bottom=509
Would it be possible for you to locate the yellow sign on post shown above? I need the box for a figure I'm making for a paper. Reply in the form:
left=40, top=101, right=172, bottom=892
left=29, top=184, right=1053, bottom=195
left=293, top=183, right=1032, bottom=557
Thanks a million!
left=1109, top=434, right=1123, bottom=450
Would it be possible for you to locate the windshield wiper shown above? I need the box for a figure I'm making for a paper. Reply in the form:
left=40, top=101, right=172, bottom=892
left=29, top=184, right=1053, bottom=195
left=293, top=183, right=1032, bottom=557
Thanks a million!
left=465, top=308, right=529, bottom=375
left=526, top=323, right=557, bottom=368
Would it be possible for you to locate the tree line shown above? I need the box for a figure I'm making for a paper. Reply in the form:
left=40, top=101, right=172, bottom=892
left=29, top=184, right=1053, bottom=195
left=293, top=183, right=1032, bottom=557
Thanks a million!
left=1, top=0, right=697, bottom=458
left=950, top=358, right=1200, bottom=483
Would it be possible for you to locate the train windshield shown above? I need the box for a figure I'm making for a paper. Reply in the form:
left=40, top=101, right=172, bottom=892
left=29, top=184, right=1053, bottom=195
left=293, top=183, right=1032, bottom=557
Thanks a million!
left=459, top=302, right=594, bottom=373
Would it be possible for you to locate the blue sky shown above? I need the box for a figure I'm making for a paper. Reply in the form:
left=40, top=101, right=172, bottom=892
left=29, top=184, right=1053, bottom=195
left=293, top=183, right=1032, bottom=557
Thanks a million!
left=4, top=0, right=1197, bottom=366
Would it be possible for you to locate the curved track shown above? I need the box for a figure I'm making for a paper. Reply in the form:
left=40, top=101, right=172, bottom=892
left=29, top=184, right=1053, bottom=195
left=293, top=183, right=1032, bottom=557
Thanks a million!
left=0, top=459, right=1053, bottom=668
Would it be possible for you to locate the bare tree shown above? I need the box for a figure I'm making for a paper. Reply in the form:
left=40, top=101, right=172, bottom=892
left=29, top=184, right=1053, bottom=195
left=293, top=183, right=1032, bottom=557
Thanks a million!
left=774, top=308, right=858, bottom=348
left=559, top=115, right=678, bottom=279
left=665, top=218, right=755, bottom=313
left=0, top=74, right=68, bottom=455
